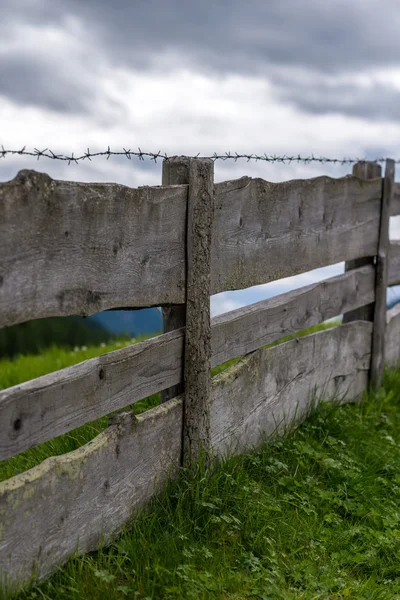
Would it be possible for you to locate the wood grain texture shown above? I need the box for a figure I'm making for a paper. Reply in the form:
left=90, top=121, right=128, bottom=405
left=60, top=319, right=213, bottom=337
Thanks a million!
left=385, top=304, right=400, bottom=367
left=183, top=159, right=213, bottom=463
left=351, top=161, right=382, bottom=180
left=392, top=182, right=400, bottom=216
left=0, top=330, right=184, bottom=461
left=0, top=398, right=183, bottom=590
left=160, top=157, right=190, bottom=404
left=389, top=241, right=400, bottom=286
left=371, top=159, right=395, bottom=388
left=0, top=170, right=188, bottom=327
left=211, top=264, right=376, bottom=368
left=343, top=163, right=381, bottom=325
left=211, top=174, right=382, bottom=294
left=210, top=322, right=372, bottom=456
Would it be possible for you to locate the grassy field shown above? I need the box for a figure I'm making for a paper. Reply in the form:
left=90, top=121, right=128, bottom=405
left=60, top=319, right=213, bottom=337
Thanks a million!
left=4, top=322, right=400, bottom=598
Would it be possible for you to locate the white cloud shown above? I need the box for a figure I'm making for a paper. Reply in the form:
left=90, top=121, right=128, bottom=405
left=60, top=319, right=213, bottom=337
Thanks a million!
left=1, top=43, right=399, bottom=185
left=210, top=296, right=243, bottom=318
left=210, top=263, right=345, bottom=317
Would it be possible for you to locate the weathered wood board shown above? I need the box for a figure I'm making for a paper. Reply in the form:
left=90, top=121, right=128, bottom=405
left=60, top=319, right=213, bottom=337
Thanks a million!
left=160, top=157, right=190, bottom=403
left=183, top=159, right=213, bottom=461
left=0, top=170, right=188, bottom=327
left=392, top=182, right=400, bottom=216
left=0, top=330, right=184, bottom=461
left=211, top=175, right=382, bottom=294
left=370, top=159, right=395, bottom=388
left=389, top=241, right=400, bottom=286
left=385, top=304, right=400, bottom=367
left=211, top=264, right=375, bottom=367
left=342, top=161, right=380, bottom=325
left=0, top=398, right=183, bottom=590
left=210, top=322, right=372, bottom=456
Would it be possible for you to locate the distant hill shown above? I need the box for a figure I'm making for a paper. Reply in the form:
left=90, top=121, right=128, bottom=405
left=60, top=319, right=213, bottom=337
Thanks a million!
left=0, top=308, right=163, bottom=360
left=388, top=287, right=400, bottom=310
left=388, top=298, right=400, bottom=309
left=0, top=316, right=111, bottom=359
left=87, top=308, right=162, bottom=337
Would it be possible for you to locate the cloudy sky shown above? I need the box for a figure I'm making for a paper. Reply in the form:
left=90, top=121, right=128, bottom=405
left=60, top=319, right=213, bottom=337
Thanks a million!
left=1, top=0, right=400, bottom=315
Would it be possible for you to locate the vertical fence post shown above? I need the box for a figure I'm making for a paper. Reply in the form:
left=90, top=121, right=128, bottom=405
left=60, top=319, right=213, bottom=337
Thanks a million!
left=160, top=157, right=190, bottom=404
left=343, top=161, right=381, bottom=324
left=344, top=159, right=395, bottom=390
left=370, top=159, right=395, bottom=388
left=183, top=158, right=214, bottom=465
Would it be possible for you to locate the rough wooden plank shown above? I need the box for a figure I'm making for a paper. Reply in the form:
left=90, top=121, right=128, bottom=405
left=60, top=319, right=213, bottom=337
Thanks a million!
left=0, top=170, right=188, bottom=327
left=211, top=174, right=382, bottom=294
left=392, top=182, right=400, bottom=216
left=211, top=264, right=376, bottom=368
left=183, top=159, right=214, bottom=463
left=0, top=397, right=183, bottom=590
left=160, top=157, right=190, bottom=404
left=371, top=159, right=395, bottom=388
left=210, top=322, right=372, bottom=457
left=352, top=161, right=382, bottom=180
left=385, top=304, right=400, bottom=367
left=0, top=329, right=184, bottom=461
left=343, top=163, right=381, bottom=324
left=389, top=241, right=400, bottom=286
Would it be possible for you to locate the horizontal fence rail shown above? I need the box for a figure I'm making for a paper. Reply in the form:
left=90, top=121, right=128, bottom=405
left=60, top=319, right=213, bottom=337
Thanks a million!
left=0, top=330, right=184, bottom=460
left=210, top=321, right=372, bottom=456
left=0, top=171, right=188, bottom=327
left=212, top=175, right=382, bottom=294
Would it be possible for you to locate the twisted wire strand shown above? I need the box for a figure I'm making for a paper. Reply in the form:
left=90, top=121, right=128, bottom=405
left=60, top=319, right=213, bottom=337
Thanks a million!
left=1, top=146, right=397, bottom=166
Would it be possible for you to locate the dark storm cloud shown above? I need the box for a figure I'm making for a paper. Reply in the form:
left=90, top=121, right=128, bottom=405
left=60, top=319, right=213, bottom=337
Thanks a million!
left=273, top=77, right=400, bottom=122
left=1, top=0, right=400, bottom=120
left=35, top=0, right=400, bottom=75
left=0, top=55, right=91, bottom=114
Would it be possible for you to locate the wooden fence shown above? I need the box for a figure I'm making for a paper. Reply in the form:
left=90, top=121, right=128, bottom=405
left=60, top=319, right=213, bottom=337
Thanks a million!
left=1, top=157, right=400, bottom=589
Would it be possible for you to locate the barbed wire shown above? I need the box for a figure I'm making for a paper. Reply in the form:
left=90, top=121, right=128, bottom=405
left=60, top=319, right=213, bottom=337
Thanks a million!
left=0, top=145, right=399, bottom=166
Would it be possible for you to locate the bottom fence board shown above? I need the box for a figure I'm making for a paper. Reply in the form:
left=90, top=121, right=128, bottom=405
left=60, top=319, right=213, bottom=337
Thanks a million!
left=210, top=321, right=372, bottom=456
left=0, top=398, right=183, bottom=589
left=386, top=304, right=400, bottom=367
